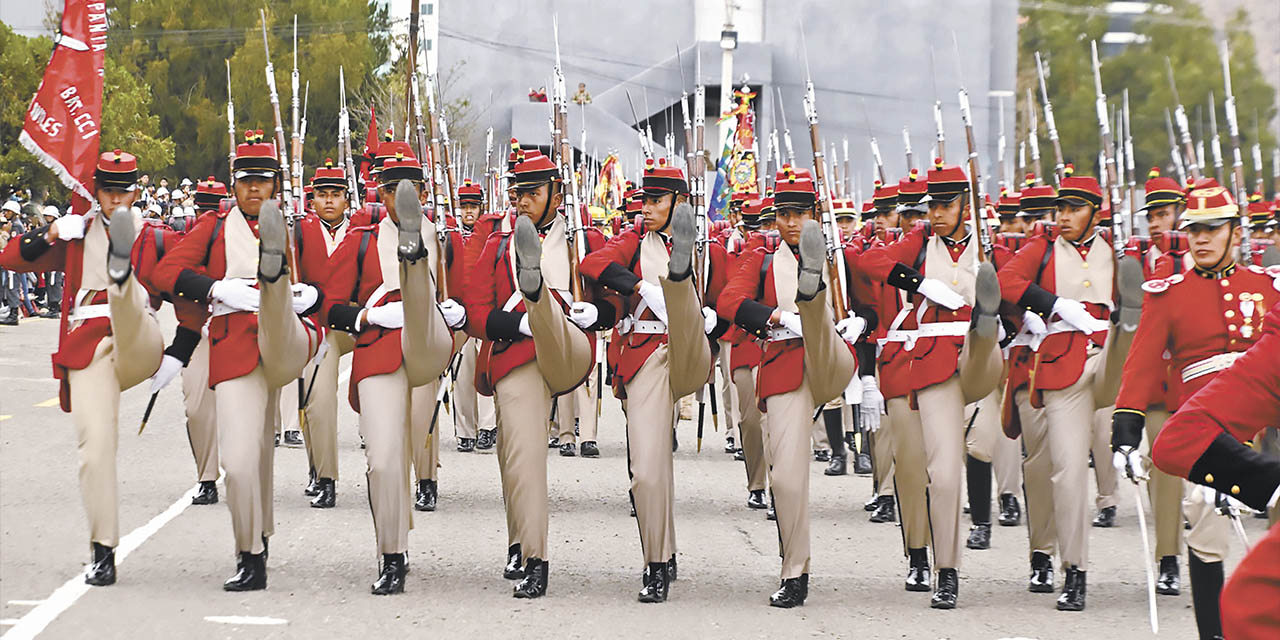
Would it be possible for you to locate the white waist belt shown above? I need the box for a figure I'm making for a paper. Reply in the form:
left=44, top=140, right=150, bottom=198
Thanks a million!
left=1181, top=352, right=1243, bottom=384
left=767, top=326, right=801, bottom=341
left=916, top=321, right=970, bottom=338
left=629, top=319, right=667, bottom=335
left=68, top=304, right=111, bottom=323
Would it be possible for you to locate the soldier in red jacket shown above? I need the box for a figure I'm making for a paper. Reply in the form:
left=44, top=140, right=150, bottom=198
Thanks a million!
left=461, top=146, right=618, bottom=599
left=151, top=131, right=324, bottom=591
left=858, top=159, right=1004, bottom=609
left=723, top=198, right=769, bottom=510
left=1113, top=179, right=1278, bottom=639
left=580, top=158, right=726, bottom=603
left=319, top=152, right=456, bottom=594
left=1148, top=301, right=1280, bottom=640
left=718, top=166, right=861, bottom=608
left=997, top=169, right=1144, bottom=611
left=451, top=178, right=499, bottom=453
left=0, top=149, right=166, bottom=587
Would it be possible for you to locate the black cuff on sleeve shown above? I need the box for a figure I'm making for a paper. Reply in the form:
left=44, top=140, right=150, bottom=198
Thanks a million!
left=486, top=310, right=526, bottom=341
left=1017, top=284, right=1057, bottom=318
left=1187, top=432, right=1280, bottom=513
left=19, top=226, right=52, bottom=262
left=1110, top=409, right=1146, bottom=451
left=998, top=316, right=1018, bottom=349
left=596, top=262, right=642, bottom=295
left=299, top=282, right=324, bottom=316
left=853, top=304, right=879, bottom=338
left=856, top=342, right=877, bottom=377
left=590, top=300, right=617, bottom=332
left=886, top=263, right=925, bottom=293
left=327, top=303, right=363, bottom=333
left=164, top=326, right=202, bottom=365
left=708, top=317, right=731, bottom=342
left=173, top=269, right=217, bottom=303
left=734, top=299, right=775, bottom=339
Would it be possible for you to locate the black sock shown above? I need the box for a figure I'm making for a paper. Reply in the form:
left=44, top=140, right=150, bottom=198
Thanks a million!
left=966, top=455, right=992, bottom=524
left=823, top=408, right=845, bottom=457
left=1188, top=551, right=1224, bottom=640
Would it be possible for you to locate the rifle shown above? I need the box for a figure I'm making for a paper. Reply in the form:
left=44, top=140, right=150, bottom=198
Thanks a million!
left=259, top=9, right=299, bottom=283
left=1218, top=40, right=1254, bottom=262
left=426, top=75, right=458, bottom=300
left=901, top=128, right=913, bottom=175
left=552, top=15, right=585, bottom=302
left=842, top=137, right=852, bottom=197
left=483, top=126, right=494, bottom=215
left=625, top=91, right=653, bottom=160
left=1166, top=57, right=1202, bottom=182
left=1122, top=89, right=1137, bottom=235
left=799, top=25, right=848, bottom=322
left=776, top=86, right=796, bottom=165
left=954, top=33, right=993, bottom=263
left=861, top=99, right=886, bottom=185
left=290, top=16, right=303, bottom=220
left=338, top=67, right=361, bottom=211
left=1252, top=113, right=1264, bottom=197
left=1164, top=108, right=1188, bottom=184
left=996, top=96, right=1008, bottom=194
left=226, top=60, right=236, bottom=180
left=1034, top=51, right=1065, bottom=186
left=929, top=46, right=946, bottom=163
left=830, top=143, right=842, bottom=198
left=1209, top=93, right=1224, bottom=184
left=1025, top=88, right=1043, bottom=186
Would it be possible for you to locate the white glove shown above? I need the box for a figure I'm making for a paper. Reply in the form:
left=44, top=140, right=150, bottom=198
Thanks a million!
left=636, top=280, right=669, bottom=326
left=859, top=375, right=883, bottom=433
left=1200, top=485, right=1248, bottom=514
left=364, top=301, right=404, bottom=329
left=1052, top=297, right=1109, bottom=334
left=148, top=354, right=184, bottom=394
left=1111, top=446, right=1146, bottom=482
left=777, top=310, right=803, bottom=337
left=291, top=283, right=319, bottom=314
left=52, top=214, right=86, bottom=240
left=917, top=278, right=966, bottom=310
left=311, top=334, right=329, bottom=365
left=702, top=307, right=717, bottom=334
left=568, top=301, right=598, bottom=329
left=209, top=278, right=260, bottom=312
left=438, top=298, right=467, bottom=329
left=1022, top=309, right=1048, bottom=337
left=616, top=315, right=634, bottom=335
left=518, top=313, right=533, bottom=337
left=836, top=316, right=867, bottom=344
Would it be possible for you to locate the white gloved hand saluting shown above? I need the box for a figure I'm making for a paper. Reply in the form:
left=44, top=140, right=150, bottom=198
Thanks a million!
left=209, top=278, right=260, bottom=312
left=568, top=301, right=598, bottom=329
left=438, top=298, right=467, bottom=329
left=859, top=375, right=884, bottom=433
left=836, top=316, right=867, bottom=344
left=364, top=301, right=404, bottom=329
left=148, top=354, right=184, bottom=394
left=636, top=280, right=669, bottom=326
left=776, top=310, right=803, bottom=338
left=1052, top=297, right=1109, bottom=334
left=702, top=307, right=718, bottom=335
left=916, top=278, right=966, bottom=310
left=291, top=283, right=319, bottom=314
left=51, top=214, right=86, bottom=241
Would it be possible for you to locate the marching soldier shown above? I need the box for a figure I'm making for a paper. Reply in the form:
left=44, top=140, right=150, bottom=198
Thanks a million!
left=461, top=144, right=619, bottom=599
left=1114, top=179, right=1278, bottom=638
left=724, top=197, right=770, bottom=509
left=718, top=165, right=862, bottom=607
left=580, top=158, right=728, bottom=602
left=858, top=159, right=1004, bottom=608
left=0, top=149, right=166, bottom=586
left=452, top=178, right=498, bottom=453
left=997, top=168, right=1144, bottom=611
left=152, top=131, right=324, bottom=591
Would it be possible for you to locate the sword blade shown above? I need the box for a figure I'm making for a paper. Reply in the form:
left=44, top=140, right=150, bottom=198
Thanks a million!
left=1132, top=481, right=1159, bottom=635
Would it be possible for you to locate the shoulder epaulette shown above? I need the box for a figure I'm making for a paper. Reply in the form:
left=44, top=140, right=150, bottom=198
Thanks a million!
left=1140, top=273, right=1184, bottom=294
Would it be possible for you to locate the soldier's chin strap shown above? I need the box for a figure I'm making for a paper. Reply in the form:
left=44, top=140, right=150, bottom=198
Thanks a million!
left=533, top=182, right=559, bottom=230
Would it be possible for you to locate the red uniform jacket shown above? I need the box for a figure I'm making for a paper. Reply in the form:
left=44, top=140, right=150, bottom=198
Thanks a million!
left=460, top=218, right=618, bottom=394
left=320, top=215, right=466, bottom=411
left=578, top=225, right=730, bottom=386
left=725, top=231, right=774, bottom=372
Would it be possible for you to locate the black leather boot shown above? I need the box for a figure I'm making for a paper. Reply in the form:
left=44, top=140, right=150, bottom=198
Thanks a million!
left=638, top=562, right=669, bottom=603
left=966, top=523, right=991, bottom=550
left=1188, top=551, right=1224, bottom=640
left=769, top=573, right=809, bottom=608
left=1029, top=551, right=1054, bottom=593
left=1092, top=505, right=1116, bottom=528
left=223, top=551, right=267, bottom=591
left=192, top=480, right=219, bottom=505
left=965, top=455, right=992, bottom=541
left=503, top=544, right=524, bottom=579
left=723, top=436, right=736, bottom=454
left=1056, top=566, right=1086, bottom=611
left=304, top=468, right=320, bottom=497
left=85, top=542, right=116, bottom=586
left=931, top=568, right=959, bottom=609
left=824, top=453, right=847, bottom=476
left=513, top=558, right=548, bottom=599
left=905, top=548, right=930, bottom=592
left=476, top=429, right=496, bottom=450
left=457, top=438, right=475, bottom=453
left=371, top=553, right=407, bottom=595
left=310, top=478, right=335, bottom=509
left=580, top=441, right=600, bottom=458
left=282, top=429, right=303, bottom=447
left=869, top=495, right=896, bottom=523
left=814, top=449, right=831, bottom=462
left=667, top=554, right=678, bottom=581
left=414, top=479, right=437, bottom=512
left=998, top=493, right=1022, bottom=526
left=766, top=495, right=777, bottom=521
left=746, top=489, right=767, bottom=510
left=1156, top=555, right=1180, bottom=595
left=853, top=451, right=873, bottom=475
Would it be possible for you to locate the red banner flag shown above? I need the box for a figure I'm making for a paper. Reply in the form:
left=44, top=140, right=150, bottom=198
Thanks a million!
left=18, top=0, right=107, bottom=213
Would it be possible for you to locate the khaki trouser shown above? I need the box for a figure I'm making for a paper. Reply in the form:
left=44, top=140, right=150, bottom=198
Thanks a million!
left=1144, top=408, right=1185, bottom=559
left=992, top=429, right=1023, bottom=498
left=300, top=331, right=355, bottom=481
left=357, top=367, right=415, bottom=554
left=887, top=396, right=929, bottom=552
left=733, top=366, right=766, bottom=492
left=492, top=282, right=594, bottom=559
left=870, top=423, right=896, bottom=497
left=718, top=339, right=738, bottom=444
left=411, top=378, right=440, bottom=482
left=181, top=337, right=219, bottom=482
left=400, top=257, right=453, bottom=387
left=811, top=413, right=830, bottom=451
left=215, top=276, right=314, bottom=553
left=1024, top=350, right=1102, bottom=569
left=910, top=375, right=968, bottom=569
left=965, top=388, right=1004, bottom=464
left=1016, top=388, right=1055, bottom=558
left=1091, top=405, right=1118, bottom=511
left=556, top=379, right=598, bottom=444
left=762, top=293, right=856, bottom=579
left=454, top=338, right=495, bottom=440
left=68, top=275, right=164, bottom=547
left=1183, top=485, right=1233, bottom=563
left=624, top=276, right=711, bottom=563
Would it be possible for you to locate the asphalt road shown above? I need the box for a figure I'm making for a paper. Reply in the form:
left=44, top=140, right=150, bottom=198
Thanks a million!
left=0, top=308, right=1264, bottom=639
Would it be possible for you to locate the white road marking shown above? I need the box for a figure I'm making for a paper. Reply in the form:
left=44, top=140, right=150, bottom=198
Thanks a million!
left=3, top=602, right=41, bottom=607
left=32, top=398, right=58, bottom=408
left=204, top=616, right=288, bottom=626
left=1, top=484, right=200, bottom=640
left=0, top=621, right=18, bottom=627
